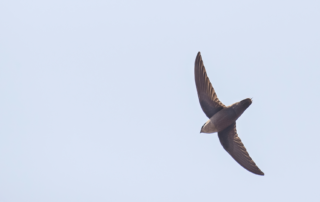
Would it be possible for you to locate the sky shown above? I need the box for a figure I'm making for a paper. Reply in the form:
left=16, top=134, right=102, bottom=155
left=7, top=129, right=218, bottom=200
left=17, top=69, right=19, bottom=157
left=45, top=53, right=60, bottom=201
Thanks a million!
left=1, top=0, right=320, bottom=201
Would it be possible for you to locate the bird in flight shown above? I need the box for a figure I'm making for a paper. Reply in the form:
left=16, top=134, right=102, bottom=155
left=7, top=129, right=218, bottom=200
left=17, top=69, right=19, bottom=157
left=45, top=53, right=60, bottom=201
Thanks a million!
left=195, top=52, right=264, bottom=176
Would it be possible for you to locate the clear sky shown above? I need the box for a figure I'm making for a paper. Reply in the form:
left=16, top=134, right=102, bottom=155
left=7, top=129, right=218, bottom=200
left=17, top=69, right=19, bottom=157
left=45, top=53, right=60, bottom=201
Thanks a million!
left=1, top=0, right=320, bottom=201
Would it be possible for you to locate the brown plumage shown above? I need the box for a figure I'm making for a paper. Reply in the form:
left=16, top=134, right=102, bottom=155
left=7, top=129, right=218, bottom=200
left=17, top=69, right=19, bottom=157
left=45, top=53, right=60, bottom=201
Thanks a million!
left=194, top=52, right=225, bottom=118
left=195, top=52, right=264, bottom=176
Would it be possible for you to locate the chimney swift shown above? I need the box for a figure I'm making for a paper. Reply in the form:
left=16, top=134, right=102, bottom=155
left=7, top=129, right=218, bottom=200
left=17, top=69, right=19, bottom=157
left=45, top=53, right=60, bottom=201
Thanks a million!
left=195, top=52, right=264, bottom=175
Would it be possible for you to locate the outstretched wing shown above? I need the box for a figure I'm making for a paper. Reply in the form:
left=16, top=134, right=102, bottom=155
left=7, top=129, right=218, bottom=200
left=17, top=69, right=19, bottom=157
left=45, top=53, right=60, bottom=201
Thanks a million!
left=218, top=122, right=264, bottom=175
left=195, top=52, right=225, bottom=118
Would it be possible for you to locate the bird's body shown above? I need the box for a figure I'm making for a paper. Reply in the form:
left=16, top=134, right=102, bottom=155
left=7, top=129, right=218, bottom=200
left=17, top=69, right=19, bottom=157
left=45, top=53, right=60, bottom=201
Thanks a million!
left=201, top=98, right=252, bottom=133
left=194, top=52, right=264, bottom=175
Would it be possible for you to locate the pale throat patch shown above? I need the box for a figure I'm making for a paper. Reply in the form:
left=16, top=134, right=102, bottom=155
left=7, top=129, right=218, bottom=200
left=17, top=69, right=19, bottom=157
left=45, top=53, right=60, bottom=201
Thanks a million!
left=202, top=120, right=218, bottom=134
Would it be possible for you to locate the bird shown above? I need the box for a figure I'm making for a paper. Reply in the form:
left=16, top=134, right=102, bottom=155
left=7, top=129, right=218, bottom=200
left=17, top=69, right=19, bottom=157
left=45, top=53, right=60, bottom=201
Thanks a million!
left=194, top=52, right=264, bottom=176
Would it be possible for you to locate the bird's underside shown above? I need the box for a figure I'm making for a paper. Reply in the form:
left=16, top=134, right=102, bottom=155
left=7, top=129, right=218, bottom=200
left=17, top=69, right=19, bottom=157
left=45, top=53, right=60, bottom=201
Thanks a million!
left=195, top=52, right=264, bottom=176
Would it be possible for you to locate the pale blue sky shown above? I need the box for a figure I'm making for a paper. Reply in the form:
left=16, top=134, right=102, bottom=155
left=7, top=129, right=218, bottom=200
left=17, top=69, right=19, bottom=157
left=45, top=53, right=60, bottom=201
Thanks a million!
left=1, top=0, right=320, bottom=201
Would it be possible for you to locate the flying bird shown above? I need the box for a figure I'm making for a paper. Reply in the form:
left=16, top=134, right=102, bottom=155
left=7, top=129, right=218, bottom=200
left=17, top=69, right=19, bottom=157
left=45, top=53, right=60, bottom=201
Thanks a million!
left=195, top=52, right=264, bottom=176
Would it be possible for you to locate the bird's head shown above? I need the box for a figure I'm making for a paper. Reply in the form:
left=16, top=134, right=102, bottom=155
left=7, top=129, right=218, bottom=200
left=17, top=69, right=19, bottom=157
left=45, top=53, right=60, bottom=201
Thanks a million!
left=200, top=120, right=217, bottom=134
left=200, top=123, right=206, bottom=133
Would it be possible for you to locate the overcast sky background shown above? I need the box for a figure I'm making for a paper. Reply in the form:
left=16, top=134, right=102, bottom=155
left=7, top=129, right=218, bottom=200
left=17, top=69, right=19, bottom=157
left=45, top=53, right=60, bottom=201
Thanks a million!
left=1, top=0, right=320, bottom=201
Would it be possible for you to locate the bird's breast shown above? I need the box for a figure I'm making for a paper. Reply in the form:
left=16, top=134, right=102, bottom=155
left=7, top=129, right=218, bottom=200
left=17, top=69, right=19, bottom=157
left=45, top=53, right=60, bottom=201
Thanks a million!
left=209, top=107, right=238, bottom=132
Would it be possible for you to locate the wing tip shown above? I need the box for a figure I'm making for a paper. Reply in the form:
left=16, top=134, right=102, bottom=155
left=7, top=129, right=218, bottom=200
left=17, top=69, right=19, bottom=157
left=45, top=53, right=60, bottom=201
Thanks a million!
left=195, top=52, right=203, bottom=70
left=196, top=51, right=202, bottom=61
left=196, top=51, right=204, bottom=67
left=252, top=170, right=264, bottom=176
left=256, top=172, right=265, bottom=176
